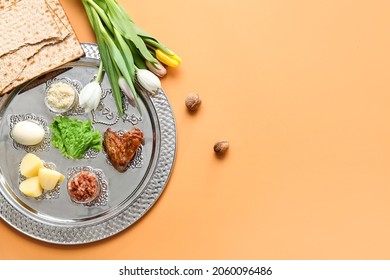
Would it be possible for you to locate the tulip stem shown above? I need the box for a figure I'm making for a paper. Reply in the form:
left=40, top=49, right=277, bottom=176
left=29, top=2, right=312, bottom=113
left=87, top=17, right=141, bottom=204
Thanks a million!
left=96, top=62, right=104, bottom=83
left=84, top=0, right=114, bottom=32
left=143, top=38, right=175, bottom=56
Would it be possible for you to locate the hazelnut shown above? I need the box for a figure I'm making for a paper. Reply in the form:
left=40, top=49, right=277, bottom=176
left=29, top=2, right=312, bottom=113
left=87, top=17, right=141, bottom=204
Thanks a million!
left=185, top=93, right=201, bottom=111
left=214, top=140, right=229, bottom=155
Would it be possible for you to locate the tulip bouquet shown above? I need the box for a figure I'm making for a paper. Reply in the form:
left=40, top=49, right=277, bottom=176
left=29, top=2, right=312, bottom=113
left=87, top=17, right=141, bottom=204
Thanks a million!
left=81, top=0, right=181, bottom=116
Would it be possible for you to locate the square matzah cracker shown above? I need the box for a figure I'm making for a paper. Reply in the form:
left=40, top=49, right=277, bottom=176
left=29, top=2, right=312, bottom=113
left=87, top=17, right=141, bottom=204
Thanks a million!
left=0, top=0, right=63, bottom=57
left=0, top=3, right=70, bottom=92
left=0, top=0, right=20, bottom=11
left=1, top=0, right=84, bottom=95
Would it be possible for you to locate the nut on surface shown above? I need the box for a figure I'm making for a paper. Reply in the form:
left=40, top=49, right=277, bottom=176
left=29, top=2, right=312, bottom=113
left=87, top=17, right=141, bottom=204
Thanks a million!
left=214, top=140, right=229, bottom=155
left=185, top=92, right=201, bottom=111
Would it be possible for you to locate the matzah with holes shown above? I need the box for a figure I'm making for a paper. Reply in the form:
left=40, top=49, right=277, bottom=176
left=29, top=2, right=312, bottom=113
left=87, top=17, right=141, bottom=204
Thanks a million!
left=0, top=0, right=84, bottom=95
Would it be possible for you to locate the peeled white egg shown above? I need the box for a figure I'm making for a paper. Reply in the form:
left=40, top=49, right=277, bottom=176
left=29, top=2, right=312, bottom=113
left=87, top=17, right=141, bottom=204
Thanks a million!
left=11, top=121, right=45, bottom=146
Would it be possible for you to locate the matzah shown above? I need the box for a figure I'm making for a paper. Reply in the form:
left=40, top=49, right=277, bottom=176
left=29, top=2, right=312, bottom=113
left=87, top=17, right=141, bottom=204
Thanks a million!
left=0, top=0, right=84, bottom=95
left=0, top=0, right=63, bottom=57
left=0, top=3, right=70, bottom=92
left=0, top=0, right=20, bottom=11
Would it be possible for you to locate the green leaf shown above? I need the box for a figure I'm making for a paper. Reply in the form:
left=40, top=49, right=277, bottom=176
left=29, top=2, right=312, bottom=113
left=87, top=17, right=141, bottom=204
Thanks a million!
left=85, top=0, right=113, bottom=32
left=104, top=50, right=123, bottom=116
left=104, top=0, right=158, bottom=64
left=113, top=29, right=142, bottom=113
left=101, top=27, right=142, bottom=114
left=142, top=37, right=175, bottom=56
left=90, top=6, right=123, bottom=116
left=93, top=0, right=107, bottom=10
left=127, top=40, right=147, bottom=69
left=81, top=0, right=96, bottom=31
left=50, top=116, right=102, bottom=159
left=113, top=29, right=135, bottom=81
left=111, top=6, right=167, bottom=50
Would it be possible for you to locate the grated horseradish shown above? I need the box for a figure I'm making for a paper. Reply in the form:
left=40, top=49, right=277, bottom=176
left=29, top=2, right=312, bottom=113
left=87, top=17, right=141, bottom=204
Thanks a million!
left=46, top=82, right=75, bottom=111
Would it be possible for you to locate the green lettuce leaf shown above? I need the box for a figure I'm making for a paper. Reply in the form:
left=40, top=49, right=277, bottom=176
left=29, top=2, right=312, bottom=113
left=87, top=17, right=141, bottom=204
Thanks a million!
left=50, top=116, right=102, bottom=159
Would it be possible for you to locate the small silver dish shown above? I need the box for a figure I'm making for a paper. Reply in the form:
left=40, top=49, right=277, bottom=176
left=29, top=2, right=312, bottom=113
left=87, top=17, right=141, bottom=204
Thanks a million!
left=67, top=170, right=101, bottom=204
left=44, top=79, right=79, bottom=114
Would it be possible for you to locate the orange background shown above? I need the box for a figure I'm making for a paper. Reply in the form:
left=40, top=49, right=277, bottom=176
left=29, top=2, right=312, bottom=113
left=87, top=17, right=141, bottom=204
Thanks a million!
left=1, top=0, right=390, bottom=259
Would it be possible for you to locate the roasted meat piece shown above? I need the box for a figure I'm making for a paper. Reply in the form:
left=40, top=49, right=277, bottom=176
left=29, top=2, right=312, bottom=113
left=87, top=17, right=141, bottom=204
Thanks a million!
left=103, top=127, right=144, bottom=172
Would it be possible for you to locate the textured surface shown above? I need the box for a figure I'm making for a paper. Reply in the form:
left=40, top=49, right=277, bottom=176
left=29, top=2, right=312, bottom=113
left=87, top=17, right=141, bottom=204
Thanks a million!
left=0, top=44, right=176, bottom=244
left=0, top=0, right=84, bottom=94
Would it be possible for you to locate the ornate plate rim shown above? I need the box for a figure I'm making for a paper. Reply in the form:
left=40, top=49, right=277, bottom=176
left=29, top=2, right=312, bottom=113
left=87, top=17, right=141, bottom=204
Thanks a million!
left=0, top=43, right=177, bottom=244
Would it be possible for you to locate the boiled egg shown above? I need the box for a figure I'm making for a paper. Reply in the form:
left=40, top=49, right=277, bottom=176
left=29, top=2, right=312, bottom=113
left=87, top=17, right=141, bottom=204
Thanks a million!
left=11, top=121, right=45, bottom=146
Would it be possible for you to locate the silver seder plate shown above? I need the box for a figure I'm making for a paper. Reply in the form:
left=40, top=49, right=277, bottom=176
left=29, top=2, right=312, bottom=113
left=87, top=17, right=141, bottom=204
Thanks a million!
left=0, top=43, right=176, bottom=244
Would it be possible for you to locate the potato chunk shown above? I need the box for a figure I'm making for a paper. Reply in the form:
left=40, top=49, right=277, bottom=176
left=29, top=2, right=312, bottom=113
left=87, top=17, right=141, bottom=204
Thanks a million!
left=38, top=168, right=64, bottom=190
left=19, top=176, right=43, bottom=197
left=20, top=153, right=43, bottom=178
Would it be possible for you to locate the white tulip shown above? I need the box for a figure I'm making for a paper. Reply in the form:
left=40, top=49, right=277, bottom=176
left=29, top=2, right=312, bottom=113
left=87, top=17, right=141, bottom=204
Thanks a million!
left=79, top=81, right=102, bottom=112
left=118, top=76, right=136, bottom=107
left=136, top=69, right=162, bottom=94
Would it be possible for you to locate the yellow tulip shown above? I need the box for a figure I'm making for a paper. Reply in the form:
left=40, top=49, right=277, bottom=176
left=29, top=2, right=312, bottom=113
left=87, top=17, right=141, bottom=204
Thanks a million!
left=172, top=53, right=182, bottom=63
left=155, top=49, right=181, bottom=67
